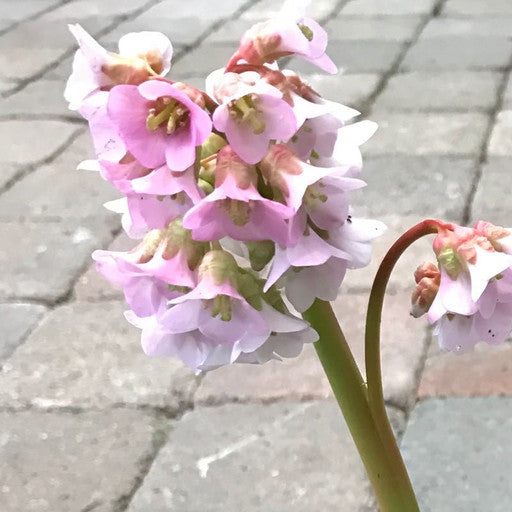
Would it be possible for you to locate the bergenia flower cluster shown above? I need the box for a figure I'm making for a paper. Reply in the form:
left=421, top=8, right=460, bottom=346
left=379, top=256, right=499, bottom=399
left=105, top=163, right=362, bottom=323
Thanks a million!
left=412, top=221, right=512, bottom=353
left=65, top=2, right=385, bottom=371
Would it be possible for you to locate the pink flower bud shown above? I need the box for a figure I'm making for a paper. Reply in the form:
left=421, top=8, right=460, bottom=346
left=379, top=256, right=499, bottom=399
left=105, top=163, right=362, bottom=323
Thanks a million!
left=411, top=262, right=440, bottom=318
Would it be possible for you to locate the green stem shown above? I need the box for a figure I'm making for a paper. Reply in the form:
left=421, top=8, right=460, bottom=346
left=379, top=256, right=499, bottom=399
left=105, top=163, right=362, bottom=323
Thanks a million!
left=304, top=300, right=420, bottom=511
left=363, top=219, right=452, bottom=509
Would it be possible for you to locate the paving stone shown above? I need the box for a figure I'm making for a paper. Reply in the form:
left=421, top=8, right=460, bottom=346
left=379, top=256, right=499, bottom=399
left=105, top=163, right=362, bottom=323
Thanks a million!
left=504, top=76, right=512, bottom=109
left=401, top=397, right=512, bottom=511
left=400, top=37, right=512, bottom=71
left=198, top=289, right=427, bottom=410
left=0, top=408, right=159, bottom=512
left=0, top=79, right=79, bottom=118
left=0, top=120, right=78, bottom=165
left=488, top=110, right=512, bottom=156
left=375, top=71, right=502, bottom=111
left=327, top=15, right=423, bottom=42
left=471, top=157, right=512, bottom=226
left=0, top=163, right=23, bottom=190
left=289, top=40, right=403, bottom=74
left=241, top=0, right=334, bottom=20
left=421, top=17, right=512, bottom=39
left=171, top=43, right=237, bottom=78
left=196, top=343, right=332, bottom=405
left=0, top=218, right=117, bottom=302
left=353, top=156, right=476, bottom=219
left=0, top=0, right=56, bottom=23
left=206, top=18, right=255, bottom=43
left=363, top=112, right=488, bottom=156
left=0, top=303, right=47, bottom=360
left=303, top=72, right=381, bottom=109
left=42, top=0, right=147, bottom=20
left=443, top=0, right=512, bottom=17
left=74, top=231, right=134, bottom=301
left=419, top=340, right=512, bottom=398
left=342, top=0, right=436, bottom=16
left=129, top=401, right=405, bottom=512
left=0, top=131, right=121, bottom=222
left=0, top=301, right=198, bottom=409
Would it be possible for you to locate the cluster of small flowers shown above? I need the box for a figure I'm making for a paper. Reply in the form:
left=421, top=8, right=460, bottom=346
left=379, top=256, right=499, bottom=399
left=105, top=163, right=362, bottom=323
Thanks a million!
left=65, top=2, right=384, bottom=371
left=412, top=221, right=512, bottom=352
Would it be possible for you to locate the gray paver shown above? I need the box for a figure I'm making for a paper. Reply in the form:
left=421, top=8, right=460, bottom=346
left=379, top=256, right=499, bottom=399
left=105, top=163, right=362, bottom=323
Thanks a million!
left=0, top=303, right=46, bottom=360
left=443, top=0, right=512, bottom=17
left=303, top=73, right=381, bottom=109
left=421, top=17, right=512, bottom=39
left=129, top=401, right=404, bottom=512
left=0, top=120, right=78, bottom=166
left=327, top=15, right=423, bottom=42
left=401, top=398, right=512, bottom=511
left=0, top=79, right=80, bottom=118
left=0, top=301, right=198, bottom=409
left=400, top=37, right=512, bottom=71
left=170, top=43, right=237, bottom=78
left=0, top=408, right=159, bottom=512
left=290, top=40, right=404, bottom=74
left=363, top=112, right=488, bottom=156
left=353, top=156, right=476, bottom=219
left=0, top=164, right=23, bottom=190
left=488, top=110, right=512, bottom=156
left=0, top=218, right=117, bottom=301
left=471, top=157, right=512, bottom=226
left=375, top=71, right=502, bottom=111
left=0, top=0, right=56, bottom=23
left=0, top=132, right=120, bottom=222
left=241, top=0, right=334, bottom=20
left=342, top=0, right=436, bottom=16
left=504, top=76, right=512, bottom=109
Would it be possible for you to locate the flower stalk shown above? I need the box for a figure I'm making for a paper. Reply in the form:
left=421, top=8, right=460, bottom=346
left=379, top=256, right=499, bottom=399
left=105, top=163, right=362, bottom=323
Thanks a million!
left=304, top=300, right=420, bottom=511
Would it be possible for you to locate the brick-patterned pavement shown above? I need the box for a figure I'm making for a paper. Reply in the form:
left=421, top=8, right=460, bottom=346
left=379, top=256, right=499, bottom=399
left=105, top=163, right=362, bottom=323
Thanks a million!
left=0, top=0, right=511, bottom=510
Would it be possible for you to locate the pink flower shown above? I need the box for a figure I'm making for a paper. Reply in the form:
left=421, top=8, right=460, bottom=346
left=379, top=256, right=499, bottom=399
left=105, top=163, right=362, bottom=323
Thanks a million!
left=65, top=24, right=173, bottom=110
left=208, top=70, right=297, bottom=164
left=106, top=80, right=212, bottom=170
left=228, top=0, right=336, bottom=74
left=419, top=222, right=512, bottom=352
left=183, top=146, right=293, bottom=244
left=92, top=219, right=207, bottom=316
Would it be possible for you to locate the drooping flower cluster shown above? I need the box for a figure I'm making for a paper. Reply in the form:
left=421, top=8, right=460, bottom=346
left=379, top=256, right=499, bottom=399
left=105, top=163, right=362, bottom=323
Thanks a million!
left=66, top=1, right=384, bottom=371
left=412, top=221, right=512, bottom=353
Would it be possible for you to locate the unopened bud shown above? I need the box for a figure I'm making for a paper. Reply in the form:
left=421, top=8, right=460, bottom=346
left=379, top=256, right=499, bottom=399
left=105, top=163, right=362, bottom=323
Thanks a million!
left=411, top=262, right=440, bottom=318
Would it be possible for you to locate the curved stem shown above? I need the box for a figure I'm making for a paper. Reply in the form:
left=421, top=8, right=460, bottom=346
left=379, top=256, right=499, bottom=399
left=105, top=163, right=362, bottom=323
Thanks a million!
left=364, top=219, right=452, bottom=508
left=305, top=300, right=420, bottom=511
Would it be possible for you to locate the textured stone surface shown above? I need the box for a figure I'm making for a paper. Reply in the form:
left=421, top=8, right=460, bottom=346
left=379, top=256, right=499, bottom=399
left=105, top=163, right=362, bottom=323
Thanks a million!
left=0, top=164, right=23, bottom=190
left=327, top=15, right=423, bottom=42
left=353, top=156, right=476, bottom=219
left=0, top=79, right=79, bottom=118
left=400, top=37, right=512, bottom=71
left=375, top=71, right=502, bottom=111
left=0, top=303, right=47, bottom=360
left=0, top=409, right=158, bottom=512
left=74, top=230, right=134, bottom=301
left=421, top=17, right=512, bottom=39
left=443, top=0, right=512, bottom=16
left=342, top=0, right=436, bottom=16
left=0, top=218, right=117, bottom=301
left=196, top=343, right=332, bottom=405
left=402, top=397, right=512, bottom=511
left=0, top=131, right=120, bottom=222
left=488, top=110, right=512, bottom=156
left=471, top=158, right=512, bottom=226
left=0, top=120, right=78, bottom=166
left=290, top=40, right=403, bottom=74
left=363, top=112, right=488, bottom=156
left=304, top=73, right=381, bottom=109
left=419, top=340, right=512, bottom=398
left=128, top=401, right=404, bottom=512
left=503, top=76, right=512, bottom=109
left=0, top=301, right=198, bottom=409
left=171, top=43, right=238, bottom=78
left=0, top=0, right=57, bottom=22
